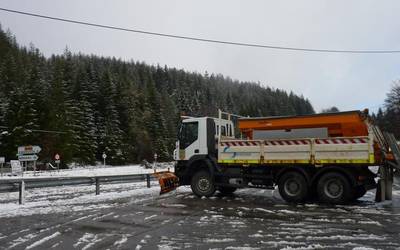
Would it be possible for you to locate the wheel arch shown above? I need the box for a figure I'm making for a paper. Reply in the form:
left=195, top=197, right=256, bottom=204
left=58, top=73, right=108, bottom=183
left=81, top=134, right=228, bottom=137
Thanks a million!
left=186, top=155, right=216, bottom=179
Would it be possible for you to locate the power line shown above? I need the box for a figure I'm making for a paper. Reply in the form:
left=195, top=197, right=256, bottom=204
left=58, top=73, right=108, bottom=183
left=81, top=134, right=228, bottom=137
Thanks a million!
left=1, top=7, right=400, bottom=54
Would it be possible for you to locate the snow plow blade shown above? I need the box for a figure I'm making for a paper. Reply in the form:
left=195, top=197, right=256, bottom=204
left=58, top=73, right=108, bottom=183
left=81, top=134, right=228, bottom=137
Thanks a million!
left=153, top=171, right=179, bottom=195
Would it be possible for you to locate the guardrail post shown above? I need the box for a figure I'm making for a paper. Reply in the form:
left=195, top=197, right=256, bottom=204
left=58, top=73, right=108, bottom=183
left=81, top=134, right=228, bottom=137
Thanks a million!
left=376, top=166, right=386, bottom=202
left=19, top=180, right=25, bottom=205
left=146, top=174, right=151, bottom=188
left=95, top=178, right=100, bottom=195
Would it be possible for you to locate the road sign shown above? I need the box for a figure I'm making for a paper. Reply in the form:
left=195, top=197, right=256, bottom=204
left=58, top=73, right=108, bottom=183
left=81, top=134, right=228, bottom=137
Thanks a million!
left=55, top=153, right=60, bottom=160
left=18, top=154, right=39, bottom=162
left=102, top=153, right=107, bottom=159
left=11, top=160, right=22, bottom=173
left=55, top=160, right=60, bottom=164
left=18, top=145, right=41, bottom=155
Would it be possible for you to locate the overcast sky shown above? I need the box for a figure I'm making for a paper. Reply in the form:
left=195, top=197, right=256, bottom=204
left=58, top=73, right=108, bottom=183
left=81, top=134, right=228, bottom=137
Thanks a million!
left=1, top=0, right=399, bottom=112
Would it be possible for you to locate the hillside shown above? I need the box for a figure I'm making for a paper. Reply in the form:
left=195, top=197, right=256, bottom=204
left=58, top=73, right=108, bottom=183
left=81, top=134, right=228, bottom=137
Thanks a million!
left=0, top=27, right=314, bottom=164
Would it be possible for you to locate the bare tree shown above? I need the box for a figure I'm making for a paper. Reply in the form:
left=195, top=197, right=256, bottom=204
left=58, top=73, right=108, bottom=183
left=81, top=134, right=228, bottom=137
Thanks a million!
left=385, top=81, right=400, bottom=112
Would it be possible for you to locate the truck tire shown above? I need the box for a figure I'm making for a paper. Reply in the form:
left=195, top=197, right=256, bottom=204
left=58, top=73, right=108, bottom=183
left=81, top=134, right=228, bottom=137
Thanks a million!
left=191, top=170, right=216, bottom=197
left=278, top=171, right=309, bottom=203
left=218, top=187, right=237, bottom=195
left=317, top=172, right=352, bottom=204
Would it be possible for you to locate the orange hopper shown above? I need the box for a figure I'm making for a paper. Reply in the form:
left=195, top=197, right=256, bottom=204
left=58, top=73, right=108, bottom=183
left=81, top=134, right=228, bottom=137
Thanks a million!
left=238, top=110, right=370, bottom=139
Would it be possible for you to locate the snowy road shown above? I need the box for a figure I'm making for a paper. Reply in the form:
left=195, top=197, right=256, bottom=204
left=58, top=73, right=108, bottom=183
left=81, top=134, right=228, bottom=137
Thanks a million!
left=1, top=178, right=400, bottom=249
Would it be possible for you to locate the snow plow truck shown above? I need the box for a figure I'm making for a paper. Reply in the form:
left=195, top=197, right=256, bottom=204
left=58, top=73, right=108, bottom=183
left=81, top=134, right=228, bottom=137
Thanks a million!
left=156, top=109, right=400, bottom=204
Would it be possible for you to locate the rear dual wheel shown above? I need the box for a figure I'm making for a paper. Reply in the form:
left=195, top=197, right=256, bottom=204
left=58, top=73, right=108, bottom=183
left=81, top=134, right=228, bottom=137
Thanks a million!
left=278, top=171, right=309, bottom=203
left=278, top=171, right=355, bottom=204
left=317, top=172, right=352, bottom=204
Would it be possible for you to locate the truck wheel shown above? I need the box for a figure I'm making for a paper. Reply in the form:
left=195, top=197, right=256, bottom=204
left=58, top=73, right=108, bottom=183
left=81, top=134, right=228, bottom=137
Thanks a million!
left=317, top=172, right=352, bottom=204
left=218, top=187, right=237, bottom=195
left=191, top=170, right=216, bottom=197
left=278, top=171, right=309, bottom=203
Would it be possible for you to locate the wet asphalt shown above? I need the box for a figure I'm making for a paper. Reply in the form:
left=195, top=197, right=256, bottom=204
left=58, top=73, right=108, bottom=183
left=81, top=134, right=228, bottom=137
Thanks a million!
left=1, top=180, right=400, bottom=250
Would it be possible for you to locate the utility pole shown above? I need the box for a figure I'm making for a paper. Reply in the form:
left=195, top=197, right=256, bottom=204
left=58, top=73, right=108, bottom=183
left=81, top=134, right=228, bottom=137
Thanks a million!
left=153, top=153, right=158, bottom=169
left=102, top=152, right=107, bottom=167
left=0, top=157, right=4, bottom=177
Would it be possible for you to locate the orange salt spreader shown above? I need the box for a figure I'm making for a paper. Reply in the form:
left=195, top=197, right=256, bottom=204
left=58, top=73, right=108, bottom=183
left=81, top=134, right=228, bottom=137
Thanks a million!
left=237, top=109, right=400, bottom=166
left=238, top=110, right=370, bottom=140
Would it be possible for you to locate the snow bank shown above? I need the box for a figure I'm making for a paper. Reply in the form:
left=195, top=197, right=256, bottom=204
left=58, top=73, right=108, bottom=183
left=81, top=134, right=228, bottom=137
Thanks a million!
left=203, top=238, right=236, bottom=243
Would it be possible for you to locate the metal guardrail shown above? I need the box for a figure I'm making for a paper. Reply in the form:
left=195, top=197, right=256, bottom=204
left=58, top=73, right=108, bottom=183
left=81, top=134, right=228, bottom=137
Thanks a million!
left=0, top=167, right=11, bottom=176
left=0, top=173, right=157, bottom=205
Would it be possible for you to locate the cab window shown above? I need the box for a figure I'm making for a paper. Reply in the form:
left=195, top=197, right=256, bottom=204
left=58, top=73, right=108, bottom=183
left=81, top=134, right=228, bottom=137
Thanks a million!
left=221, top=125, right=226, bottom=136
left=179, top=122, right=198, bottom=149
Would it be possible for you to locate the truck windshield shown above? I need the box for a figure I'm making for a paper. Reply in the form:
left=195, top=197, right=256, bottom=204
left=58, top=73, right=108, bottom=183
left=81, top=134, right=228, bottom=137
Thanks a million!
left=179, top=122, right=198, bottom=149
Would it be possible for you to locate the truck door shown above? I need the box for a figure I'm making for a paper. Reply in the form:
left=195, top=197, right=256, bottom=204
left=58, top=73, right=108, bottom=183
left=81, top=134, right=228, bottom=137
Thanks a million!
left=179, top=121, right=199, bottom=160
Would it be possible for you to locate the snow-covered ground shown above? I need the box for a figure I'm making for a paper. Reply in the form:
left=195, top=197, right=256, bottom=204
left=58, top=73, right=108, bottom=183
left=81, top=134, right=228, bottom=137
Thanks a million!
left=0, top=181, right=164, bottom=218
left=0, top=162, right=174, bottom=179
left=0, top=163, right=176, bottom=218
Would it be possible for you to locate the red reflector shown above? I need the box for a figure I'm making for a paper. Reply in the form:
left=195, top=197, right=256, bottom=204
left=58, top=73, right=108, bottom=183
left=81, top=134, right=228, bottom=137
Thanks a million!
left=357, top=175, right=366, bottom=181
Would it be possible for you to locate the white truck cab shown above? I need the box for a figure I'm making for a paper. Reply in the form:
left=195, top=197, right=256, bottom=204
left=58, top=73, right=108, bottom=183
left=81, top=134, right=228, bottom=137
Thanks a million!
left=174, top=116, right=234, bottom=161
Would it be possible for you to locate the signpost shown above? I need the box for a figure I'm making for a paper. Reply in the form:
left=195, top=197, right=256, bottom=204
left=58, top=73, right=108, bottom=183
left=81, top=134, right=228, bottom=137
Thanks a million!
left=18, top=145, right=41, bottom=155
left=0, top=157, right=4, bottom=176
left=17, top=154, right=39, bottom=162
left=10, top=160, right=22, bottom=175
left=102, top=152, right=107, bottom=167
left=55, top=153, right=60, bottom=171
left=17, top=145, right=41, bottom=175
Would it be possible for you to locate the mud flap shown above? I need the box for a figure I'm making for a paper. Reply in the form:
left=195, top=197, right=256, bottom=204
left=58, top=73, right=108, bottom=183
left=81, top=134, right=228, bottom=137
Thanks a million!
left=375, top=166, right=393, bottom=202
left=153, top=171, right=179, bottom=195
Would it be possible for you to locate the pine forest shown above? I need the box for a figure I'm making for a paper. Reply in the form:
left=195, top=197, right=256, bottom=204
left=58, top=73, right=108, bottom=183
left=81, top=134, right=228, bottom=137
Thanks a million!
left=0, top=27, right=316, bottom=165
